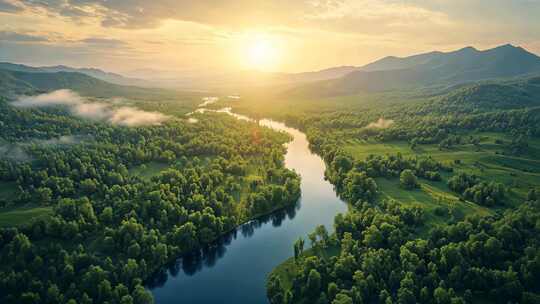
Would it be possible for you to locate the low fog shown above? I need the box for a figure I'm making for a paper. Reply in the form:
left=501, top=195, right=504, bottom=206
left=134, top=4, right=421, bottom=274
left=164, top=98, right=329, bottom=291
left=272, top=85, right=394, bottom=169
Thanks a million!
left=199, top=97, right=219, bottom=107
left=366, top=118, right=395, bottom=129
left=31, top=135, right=85, bottom=146
left=12, top=90, right=170, bottom=126
left=0, top=144, right=31, bottom=162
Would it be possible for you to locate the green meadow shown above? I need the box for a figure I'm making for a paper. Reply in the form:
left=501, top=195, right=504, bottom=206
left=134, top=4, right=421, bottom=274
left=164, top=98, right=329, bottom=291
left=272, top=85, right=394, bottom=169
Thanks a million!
left=0, top=205, right=53, bottom=227
left=343, top=132, right=540, bottom=230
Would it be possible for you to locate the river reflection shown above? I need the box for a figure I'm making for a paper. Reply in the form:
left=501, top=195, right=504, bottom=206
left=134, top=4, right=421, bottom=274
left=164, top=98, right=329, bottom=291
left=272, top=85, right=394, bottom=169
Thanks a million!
left=149, top=109, right=347, bottom=304
left=147, top=203, right=299, bottom=288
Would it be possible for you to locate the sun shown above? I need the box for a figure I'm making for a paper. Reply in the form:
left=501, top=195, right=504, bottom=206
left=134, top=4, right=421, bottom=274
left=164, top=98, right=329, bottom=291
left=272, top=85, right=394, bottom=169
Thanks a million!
left=245, top=37, right=279, bottom=71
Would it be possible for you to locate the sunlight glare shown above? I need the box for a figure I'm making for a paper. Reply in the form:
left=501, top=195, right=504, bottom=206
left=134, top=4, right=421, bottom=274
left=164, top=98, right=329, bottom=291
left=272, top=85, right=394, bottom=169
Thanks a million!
left=246, top=36, right=279, bottom=71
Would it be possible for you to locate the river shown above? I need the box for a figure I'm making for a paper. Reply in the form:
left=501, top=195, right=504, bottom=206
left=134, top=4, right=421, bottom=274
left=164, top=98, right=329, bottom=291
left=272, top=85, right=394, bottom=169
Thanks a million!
left=148, top=108, right=347, bottom=303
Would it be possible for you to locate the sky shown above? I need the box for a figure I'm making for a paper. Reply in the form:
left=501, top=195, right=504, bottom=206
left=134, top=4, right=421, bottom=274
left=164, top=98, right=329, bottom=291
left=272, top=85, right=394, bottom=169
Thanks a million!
left=1, top=0, right=540, bottom=75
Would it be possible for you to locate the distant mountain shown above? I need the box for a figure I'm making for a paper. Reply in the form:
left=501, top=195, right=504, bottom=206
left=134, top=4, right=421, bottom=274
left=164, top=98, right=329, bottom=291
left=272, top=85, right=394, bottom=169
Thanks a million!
left=0, top=68, right=187, bottom=99
left=360, top=51, right=445, bottom=72
left=276, top=66, right=360, bottom=83
left=288, top=44, right=540, bottom=96
left=122, top=66, right=362, bottom=91
left=0, top=62, right=149, bottom=87
left=0, top=61, right=360, bottom=91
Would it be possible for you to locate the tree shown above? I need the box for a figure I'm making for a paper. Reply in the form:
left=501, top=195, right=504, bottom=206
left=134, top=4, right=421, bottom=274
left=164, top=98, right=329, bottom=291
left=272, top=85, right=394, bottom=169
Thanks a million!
left=434, top=287, right=451, bottom=304
left=132, top=285, right=153, bottom=304
left=316, top=225, right=329, bottom=248
left=527, top=189, right=537, bottom=202
left=267, top=275, right=284, bottom=304
left=410, top=138, right=418, bottom=150
left=36, top=187, right=53, bottom=205
left=400, top=169, right=418, bottom=190
left=294, top=237, right=305, bottom=262
left=332, top=293, right=353, bottom=304
left=307, top=269, right=322, bottom=298
left=363, top=225, right=384, bottom=248
left=328, top=283, right=339, bottom=301
left=100, top=207, right=113, bottom=224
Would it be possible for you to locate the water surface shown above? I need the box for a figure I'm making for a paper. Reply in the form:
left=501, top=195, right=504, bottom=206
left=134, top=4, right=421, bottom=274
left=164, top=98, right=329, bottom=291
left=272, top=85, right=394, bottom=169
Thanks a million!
left=149, top=110, right=347, bottom=303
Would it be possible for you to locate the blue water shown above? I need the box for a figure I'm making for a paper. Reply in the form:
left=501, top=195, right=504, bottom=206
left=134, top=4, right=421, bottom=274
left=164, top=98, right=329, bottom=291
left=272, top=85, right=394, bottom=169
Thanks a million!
left=148, top=114, right=347, bottom=303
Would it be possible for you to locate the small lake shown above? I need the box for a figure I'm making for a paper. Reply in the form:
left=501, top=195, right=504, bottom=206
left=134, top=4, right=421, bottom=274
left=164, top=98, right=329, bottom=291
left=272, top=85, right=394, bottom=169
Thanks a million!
left=148, top=109, right=347, bottom=303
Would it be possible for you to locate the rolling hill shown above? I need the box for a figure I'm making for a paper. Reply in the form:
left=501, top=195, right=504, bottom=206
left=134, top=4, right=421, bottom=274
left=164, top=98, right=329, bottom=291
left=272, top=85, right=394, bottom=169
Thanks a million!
left=431, top=76, right=540, bottom=112
left=0, top=67, right=198, bottom=100
left=0, top=62, right=149, bottom=87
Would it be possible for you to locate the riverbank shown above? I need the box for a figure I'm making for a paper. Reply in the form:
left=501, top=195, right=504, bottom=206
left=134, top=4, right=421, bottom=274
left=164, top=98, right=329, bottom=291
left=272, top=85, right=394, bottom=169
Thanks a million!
left=150, top=109, right=348, bottom=304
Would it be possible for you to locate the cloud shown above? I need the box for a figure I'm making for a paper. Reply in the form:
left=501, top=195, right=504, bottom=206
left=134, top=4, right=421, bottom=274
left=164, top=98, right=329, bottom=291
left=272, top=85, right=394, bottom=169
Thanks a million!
left=71, top=102, right=111, bottom=120
left=366, top=118, right=394, bottom=129
left=12, top=0, right=310, bottom=29
left=79, top=37, right=127, bottom=47
left=108, top=106, right=170, bottom=126
left=12, top=89, right=171, bottom=126
left=0, top=0, right=23, bottom=13
left=0, top=31, right=49, bottom=42
left=9, top=0, right=452, bottom=32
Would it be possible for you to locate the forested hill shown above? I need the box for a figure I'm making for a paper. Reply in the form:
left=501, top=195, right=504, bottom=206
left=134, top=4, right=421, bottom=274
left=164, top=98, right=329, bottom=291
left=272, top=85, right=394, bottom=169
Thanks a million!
left=0, top=62, right=147, bottom=87
left=0, top=67, right=188, bottom=99
left=425, top=76, right=540, bottom=113
left=285, top=44, right=540, bottom=97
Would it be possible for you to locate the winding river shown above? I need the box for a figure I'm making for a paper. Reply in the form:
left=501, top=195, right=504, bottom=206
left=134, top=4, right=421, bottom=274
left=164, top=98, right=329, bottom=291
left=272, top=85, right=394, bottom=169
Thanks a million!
left=148, top=109, right=347, bottom=303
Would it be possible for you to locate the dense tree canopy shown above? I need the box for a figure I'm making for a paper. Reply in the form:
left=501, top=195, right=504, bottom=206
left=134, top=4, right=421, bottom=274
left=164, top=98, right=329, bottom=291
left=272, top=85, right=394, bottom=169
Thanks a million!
left=0, top=97, right=301, bottom=303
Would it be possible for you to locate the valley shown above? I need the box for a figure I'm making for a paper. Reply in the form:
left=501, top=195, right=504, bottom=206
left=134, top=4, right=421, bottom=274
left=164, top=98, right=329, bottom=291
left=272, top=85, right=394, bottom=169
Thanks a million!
left=1, top=42, right=540, bottom=304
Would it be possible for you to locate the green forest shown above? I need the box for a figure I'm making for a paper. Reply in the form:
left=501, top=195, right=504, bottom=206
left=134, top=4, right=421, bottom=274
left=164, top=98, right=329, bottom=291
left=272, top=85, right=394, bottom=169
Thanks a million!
left=0, top=89, right=301, bottom=303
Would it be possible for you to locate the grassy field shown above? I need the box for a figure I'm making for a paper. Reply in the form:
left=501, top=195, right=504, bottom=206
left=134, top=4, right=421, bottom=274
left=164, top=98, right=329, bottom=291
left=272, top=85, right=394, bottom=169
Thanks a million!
left=0, top=205, right=53, bottom=227
left=345, top=132, right=540, bottom=197
left=0, top=181, right=18, bottom=201
left=376, top=177, right=494, bottom=234
left=343, top=132, right=540, bottom=230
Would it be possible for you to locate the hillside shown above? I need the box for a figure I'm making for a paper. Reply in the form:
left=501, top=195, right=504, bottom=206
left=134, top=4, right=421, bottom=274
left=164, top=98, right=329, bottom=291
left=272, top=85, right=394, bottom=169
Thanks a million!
left=0, top=62, right=148, bottom=87
left=0, top=68, right=193, bottom=100
left=287, top=44, right=540, bottom=97
left=436, top=77, right=540, bottom=110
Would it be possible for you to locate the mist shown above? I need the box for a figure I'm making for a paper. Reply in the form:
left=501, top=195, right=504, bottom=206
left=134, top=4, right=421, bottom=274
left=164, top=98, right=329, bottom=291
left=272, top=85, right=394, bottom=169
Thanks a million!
left=12, top=90, right=170, bottom=126
left=109, top=107, right=170, bottom=127
left=31, top=135, right=86, bottom=146
left=12, top=89, right=83, bottom=107
left=199, top=97, right=219, bottom=107
left=0, top=144, right=31, bottom=162
left=366, top=118, right=394, bottom=129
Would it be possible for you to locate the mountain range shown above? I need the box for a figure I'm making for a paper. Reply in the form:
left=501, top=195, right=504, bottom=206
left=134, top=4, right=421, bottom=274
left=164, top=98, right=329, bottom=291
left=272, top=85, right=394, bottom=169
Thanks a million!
left=1, top=44, right=540, bottom=99
left=288, top=44, right=540, bottom=96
